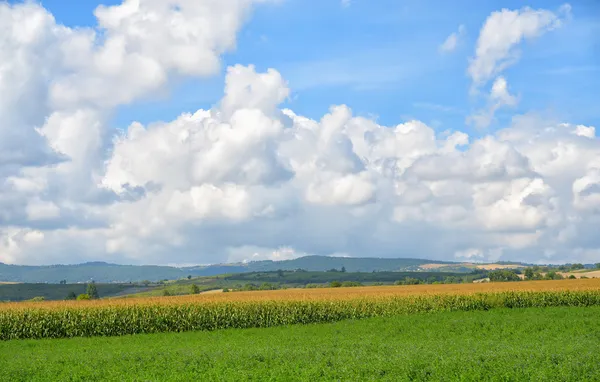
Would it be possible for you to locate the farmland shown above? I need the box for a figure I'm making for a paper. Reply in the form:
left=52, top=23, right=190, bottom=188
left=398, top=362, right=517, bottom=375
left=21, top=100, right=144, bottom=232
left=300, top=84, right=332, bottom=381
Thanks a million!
left=2, top=279, right=600, bottom=340
left=1, top=306, right=599, bottom=381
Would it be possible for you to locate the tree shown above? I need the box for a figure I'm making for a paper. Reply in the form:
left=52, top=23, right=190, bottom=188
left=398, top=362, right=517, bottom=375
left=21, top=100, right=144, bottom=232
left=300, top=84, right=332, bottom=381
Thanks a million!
left=329, top=281, right=342, bottom=288
left=86, top=282, right=99, bottom=299
left=341, top=266, right=346, bottom=273
left=190, top=284, right=200, bottom=294
left=163, top=289, right=171, bottom=296
left=524, top=268, right=534, bottom=280
left=65, top=291, right=77, bottom=300
left=568, top=275, right=577, bottom=279
left=596, top=263, right=600, bottom=270
left=277, top=269, right=284, bottom=278
left=488, top=270, right=521, bottom=282
left=187, top=275, right=192, bottom=280
left=77, top=294, right=90, bottom=300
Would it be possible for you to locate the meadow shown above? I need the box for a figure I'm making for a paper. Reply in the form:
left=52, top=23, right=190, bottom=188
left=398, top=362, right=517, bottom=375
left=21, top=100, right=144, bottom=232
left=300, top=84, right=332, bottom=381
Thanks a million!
left=1, top=306, right=599, bottom=381
left=2, top=279, right=600, bottom=340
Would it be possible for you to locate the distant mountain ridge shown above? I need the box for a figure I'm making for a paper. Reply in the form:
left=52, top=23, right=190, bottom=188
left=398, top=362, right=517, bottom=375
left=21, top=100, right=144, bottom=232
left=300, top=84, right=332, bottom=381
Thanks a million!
left=0, top=256, right=523, bottom=284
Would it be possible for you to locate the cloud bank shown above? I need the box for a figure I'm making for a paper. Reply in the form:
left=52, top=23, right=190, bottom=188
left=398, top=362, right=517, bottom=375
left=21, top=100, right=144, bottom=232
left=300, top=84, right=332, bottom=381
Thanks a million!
left=1, top=1, right=598, bottom=266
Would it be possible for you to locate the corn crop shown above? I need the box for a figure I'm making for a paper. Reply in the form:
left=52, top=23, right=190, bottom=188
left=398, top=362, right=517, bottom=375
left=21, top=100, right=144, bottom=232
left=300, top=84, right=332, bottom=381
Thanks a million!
left=2, top=287, right=600, bottom=340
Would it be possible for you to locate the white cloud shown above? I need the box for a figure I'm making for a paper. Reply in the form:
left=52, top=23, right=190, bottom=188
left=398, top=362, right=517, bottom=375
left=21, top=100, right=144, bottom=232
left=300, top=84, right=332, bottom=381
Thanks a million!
left=468, top=4, right=570, bottom=86
left=439, top=24, right=465, bottom=53
left=1, top=1, right=599, bottom=267
left=468, top=76, right=518, bottom=128
left=341, top=0, right=351, bottom=8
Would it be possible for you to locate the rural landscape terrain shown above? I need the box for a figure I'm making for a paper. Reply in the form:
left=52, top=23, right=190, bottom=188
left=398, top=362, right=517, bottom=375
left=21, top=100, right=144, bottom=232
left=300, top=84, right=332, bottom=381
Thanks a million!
left=2, top=257, right=600, bottom=380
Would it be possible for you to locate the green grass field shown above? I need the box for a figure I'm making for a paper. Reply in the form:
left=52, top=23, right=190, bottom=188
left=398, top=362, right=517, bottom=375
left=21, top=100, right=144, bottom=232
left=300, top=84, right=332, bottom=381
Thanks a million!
left=1, top=306, right=599, bottom=381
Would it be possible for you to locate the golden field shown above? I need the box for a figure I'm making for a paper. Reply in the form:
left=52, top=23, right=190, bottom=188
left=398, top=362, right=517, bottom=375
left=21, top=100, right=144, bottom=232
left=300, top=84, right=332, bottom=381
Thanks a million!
left=3, top=279, right=600, bottom=340
left=2, top=278, right=600, bottom=311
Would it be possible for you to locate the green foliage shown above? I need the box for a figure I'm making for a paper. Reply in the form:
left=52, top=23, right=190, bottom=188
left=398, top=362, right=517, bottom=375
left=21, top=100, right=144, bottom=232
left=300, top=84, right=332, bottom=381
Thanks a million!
left=524, top=268, right=535, bottom=280
left=545, top=271, right=564, bottom=280
left=340, top=281, right=362, bottom=287
left=76, top=294, right=90, bottom=301
left=569, top=275, right=577, bottom=279
left=65, top=292, right=77, bottom=300
left=190, top=284, right=200, bottom=294
left=86, top=283, right=99, bottom=299
left=163, top=289, right=171, bottom=297
left=395, top=277, right=422, bottom=285
left=488, top=270, right=521, bottom=282
left=28, top=296, right=46, bottom=302
left=2, top=290, right=600, bottom=340
left=596, top=263, right=600, bottom=270
left=329, top=281, right=342, bottom=288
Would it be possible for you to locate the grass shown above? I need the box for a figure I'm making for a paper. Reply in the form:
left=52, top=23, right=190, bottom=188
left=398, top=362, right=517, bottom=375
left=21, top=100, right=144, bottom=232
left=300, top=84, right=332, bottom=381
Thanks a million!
left=1, top=306, right=599, bottom=381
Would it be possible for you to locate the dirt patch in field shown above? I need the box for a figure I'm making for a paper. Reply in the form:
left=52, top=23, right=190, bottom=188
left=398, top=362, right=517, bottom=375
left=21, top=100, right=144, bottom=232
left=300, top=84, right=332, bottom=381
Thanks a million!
left=200, top=289, right=223, bottom=294
left=474, top=264, right=523, bottom=270
left=419, top=263, right=452, bottom=269
left=559, top=271, right=600, bottom=279
left=0, top=282, right=20, bottom=285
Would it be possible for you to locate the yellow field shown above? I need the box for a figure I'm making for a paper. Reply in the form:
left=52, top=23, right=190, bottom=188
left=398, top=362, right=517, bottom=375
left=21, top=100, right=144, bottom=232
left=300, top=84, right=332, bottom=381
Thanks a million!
left=3, top=279, right=600, bottom=311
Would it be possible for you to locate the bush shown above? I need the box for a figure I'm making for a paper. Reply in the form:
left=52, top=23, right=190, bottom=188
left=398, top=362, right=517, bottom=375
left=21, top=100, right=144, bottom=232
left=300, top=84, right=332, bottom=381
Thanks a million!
left=488, top=270, right=521, bottom=282
left=329, top=281, right=342, bottom=288
left=341, top=281, right=362, bottom=287
left=190, top=284, right=200, bottom=294
left=65, top=292, right=77, bottom=300
left=76, top=294, right=90, bottom=301
left=568, top=275, right=577, bottom=279
left=29, top=296, right=45, bottom=302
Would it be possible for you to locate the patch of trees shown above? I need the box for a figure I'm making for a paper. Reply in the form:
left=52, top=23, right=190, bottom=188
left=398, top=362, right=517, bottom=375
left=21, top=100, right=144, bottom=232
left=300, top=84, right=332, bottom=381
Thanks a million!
left=488, top=270, right=521, bottom=282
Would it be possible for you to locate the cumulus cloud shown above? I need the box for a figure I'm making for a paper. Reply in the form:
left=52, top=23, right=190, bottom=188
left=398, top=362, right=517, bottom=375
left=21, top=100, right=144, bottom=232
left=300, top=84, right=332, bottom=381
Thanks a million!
left=468, top=76, right=519, bottom=128
left=468, top=4, right=571, bottom=86
left=1, top=1, right=599, bottom=267
left=439, top=24, right=466, bottom=53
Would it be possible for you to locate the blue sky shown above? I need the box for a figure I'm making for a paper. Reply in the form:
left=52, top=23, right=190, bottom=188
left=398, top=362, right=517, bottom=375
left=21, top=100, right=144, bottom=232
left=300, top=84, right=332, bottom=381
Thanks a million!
left=32, top=0, right=600, bottom=135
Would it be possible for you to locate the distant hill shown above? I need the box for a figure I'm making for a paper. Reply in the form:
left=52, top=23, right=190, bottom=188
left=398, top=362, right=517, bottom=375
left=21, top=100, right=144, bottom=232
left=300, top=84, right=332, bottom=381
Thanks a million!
left=0, top=256, right=523, bottom=284
left=240, top=256, right=447, bottom=273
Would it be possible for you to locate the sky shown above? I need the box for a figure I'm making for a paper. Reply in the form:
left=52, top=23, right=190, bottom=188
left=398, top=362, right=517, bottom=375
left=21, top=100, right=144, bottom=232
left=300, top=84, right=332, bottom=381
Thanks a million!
left=0, top=0, right=599, bottom=266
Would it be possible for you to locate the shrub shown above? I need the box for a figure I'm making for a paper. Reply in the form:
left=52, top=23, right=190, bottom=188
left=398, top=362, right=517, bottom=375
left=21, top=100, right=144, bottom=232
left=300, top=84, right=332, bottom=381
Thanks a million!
left=190, top=284, right=200, bottom=294
left=329, top=281, right=342, bottom=288
left=76, top=294, right=90, bottom=301
left=341, top=281, right=362, bottom=287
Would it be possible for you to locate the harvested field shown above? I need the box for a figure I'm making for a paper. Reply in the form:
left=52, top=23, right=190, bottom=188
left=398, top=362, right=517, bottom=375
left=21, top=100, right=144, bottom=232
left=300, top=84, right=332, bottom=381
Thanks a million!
left=559, top=270, right=600, bottom=279
left=419, top=263, right=449, bottom=269
left=473, top=263, right=523, bottom=270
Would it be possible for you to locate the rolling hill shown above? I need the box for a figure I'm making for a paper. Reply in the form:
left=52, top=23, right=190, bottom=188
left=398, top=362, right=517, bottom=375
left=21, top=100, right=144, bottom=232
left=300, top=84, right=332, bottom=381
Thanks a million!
left=0, top=256, right=523, bottom=284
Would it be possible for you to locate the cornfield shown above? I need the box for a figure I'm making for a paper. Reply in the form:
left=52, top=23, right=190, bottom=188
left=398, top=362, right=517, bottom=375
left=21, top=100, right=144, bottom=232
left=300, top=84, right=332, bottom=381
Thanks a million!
left=2, top=279, right=600, bottom=340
